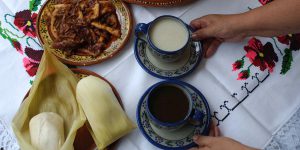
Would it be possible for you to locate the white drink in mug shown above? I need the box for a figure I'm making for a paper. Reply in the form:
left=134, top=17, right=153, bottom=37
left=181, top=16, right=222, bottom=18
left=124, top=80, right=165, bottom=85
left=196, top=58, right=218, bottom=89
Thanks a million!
left=149, top=17, right=189, bottom=52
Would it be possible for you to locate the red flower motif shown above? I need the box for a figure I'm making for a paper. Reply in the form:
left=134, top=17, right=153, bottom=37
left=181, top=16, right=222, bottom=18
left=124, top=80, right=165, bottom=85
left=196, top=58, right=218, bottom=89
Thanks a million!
left=237, top=70, right=250, bottom=80
left=232, top=59, right=244, bottom=71
left=259, top=0, right=273, bottom=5
left=277, top=34, right=300, bottom=51
left=23, top=57, right=39, bottom=77
left=244, top=38, right=278, bottom=72
left=24, top=47, right=43, bottom=63
left=277, top=35, right=290, bottom=45
left=14, top=10, right=37, bottom=37
left=12, top=40, right=23, bottom=54
left=22, top=47, right=43, bottom=77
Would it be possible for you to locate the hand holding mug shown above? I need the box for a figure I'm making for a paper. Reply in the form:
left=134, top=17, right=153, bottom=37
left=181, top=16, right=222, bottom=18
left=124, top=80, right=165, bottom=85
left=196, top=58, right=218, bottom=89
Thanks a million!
left=190, top=14, right=247, bottom=58
left=189, top=122, right=257, bottom=150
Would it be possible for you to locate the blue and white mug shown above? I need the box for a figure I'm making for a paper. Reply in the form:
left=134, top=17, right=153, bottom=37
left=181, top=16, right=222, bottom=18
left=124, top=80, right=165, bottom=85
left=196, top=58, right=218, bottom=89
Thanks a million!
left=146, top=81, right=205, bottom=131
left=135, top=15, right=191, bottom=62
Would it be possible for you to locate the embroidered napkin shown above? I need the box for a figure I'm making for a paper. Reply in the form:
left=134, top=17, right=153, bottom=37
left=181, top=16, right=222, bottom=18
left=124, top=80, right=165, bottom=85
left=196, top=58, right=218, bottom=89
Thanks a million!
left=1, top=0, right=300, bottom=150
left=102, top=0, right=300, bottom=149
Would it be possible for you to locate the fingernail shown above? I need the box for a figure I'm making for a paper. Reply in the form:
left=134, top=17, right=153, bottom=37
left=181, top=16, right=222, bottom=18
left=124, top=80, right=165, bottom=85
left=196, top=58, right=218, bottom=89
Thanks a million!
left=193, top=136, right=199, bottom=141
left=191, top=34, right=197, bottom=39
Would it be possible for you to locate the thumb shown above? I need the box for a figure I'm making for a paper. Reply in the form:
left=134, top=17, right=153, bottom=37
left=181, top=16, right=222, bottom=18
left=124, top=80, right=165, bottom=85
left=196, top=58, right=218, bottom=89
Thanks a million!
left=193, top=135, right=215, bottom=146
left=205, top=39, right=223, bottom=58
left=191, top=27, right=215, bottom=41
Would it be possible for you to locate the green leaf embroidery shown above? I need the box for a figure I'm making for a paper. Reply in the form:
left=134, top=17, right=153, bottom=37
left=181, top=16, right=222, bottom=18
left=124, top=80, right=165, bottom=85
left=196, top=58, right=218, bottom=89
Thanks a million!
left=0, top=21, right=16, bottom=46
left=29, top=0, right=42, bottom=11
left=280, top=48, right=293, bottom=75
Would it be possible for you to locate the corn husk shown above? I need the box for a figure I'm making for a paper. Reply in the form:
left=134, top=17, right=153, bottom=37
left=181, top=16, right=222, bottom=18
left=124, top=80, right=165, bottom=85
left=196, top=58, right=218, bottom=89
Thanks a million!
left=12, top=49, right=86, bottom=150
left=76, top=76, right=136, bottom=150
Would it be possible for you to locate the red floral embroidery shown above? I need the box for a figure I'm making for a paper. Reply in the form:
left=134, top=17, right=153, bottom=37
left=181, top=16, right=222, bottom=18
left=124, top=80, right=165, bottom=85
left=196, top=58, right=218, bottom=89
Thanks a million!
left=277, top=35, right=290, bottom=45
left=238, top=70, right=250, bottom=80
left=12, top=40, right=23, bottom=54
left=22, top=47, right=43, bottom=76
left=23, top=57, right=39, bottom=77
left=24, top=47, right=43, bottom=63
left=277, top=34, right=300, bottom=51
left=259, top=0, right=273, bottom=5
left=244, top=38, right=278, bottom=72
left=232, top=60, right=244, bottom=71
left=14, top=10, right=37, bottom=37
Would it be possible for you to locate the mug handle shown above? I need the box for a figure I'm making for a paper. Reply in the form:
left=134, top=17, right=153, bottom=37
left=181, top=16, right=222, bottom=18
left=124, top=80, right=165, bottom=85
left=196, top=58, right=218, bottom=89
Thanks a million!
left=135, top=23, right=149, bottom=37
left=189, top=109, right=205, bottom=126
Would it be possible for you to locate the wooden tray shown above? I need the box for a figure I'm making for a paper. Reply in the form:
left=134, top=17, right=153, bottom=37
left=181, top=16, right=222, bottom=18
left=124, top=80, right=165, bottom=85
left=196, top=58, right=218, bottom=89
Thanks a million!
left=122, top=0, right=193, bottom=7
left=24, top=68, right=123, bottom=150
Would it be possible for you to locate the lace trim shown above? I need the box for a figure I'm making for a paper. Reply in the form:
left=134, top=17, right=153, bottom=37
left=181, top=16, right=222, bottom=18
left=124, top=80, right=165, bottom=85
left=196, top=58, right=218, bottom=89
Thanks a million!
left=265, top=107, right=300, bottom=150
left=0, top=119, right=19, bottom=150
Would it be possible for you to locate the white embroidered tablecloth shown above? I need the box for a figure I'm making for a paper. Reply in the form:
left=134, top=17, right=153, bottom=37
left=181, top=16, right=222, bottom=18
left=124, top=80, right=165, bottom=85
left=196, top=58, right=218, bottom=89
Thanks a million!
left=0, top=0, right=300, bottom=150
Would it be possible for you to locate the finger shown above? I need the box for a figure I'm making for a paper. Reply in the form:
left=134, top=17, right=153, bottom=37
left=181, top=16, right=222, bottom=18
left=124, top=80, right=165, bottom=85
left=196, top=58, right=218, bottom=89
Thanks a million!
left=190, top=18, right=207, bottom=30
left=191, top=28, right=214, bottom=41
left=193, top=135, right=214, bottom=146
left=214, top=125, right=220, bottom=137
left=209, top=125, right=215, bottom=137
left=188, top=147, right=199, bottom=150
left=205, top=39, right=222, bottom=58
left=209, top=120, right=220, bottom=137
left=209, top=120, right=215, bottom=136
left=198, top=147, right=210, bottom=150
left=202, top=39, right=213, bottom=53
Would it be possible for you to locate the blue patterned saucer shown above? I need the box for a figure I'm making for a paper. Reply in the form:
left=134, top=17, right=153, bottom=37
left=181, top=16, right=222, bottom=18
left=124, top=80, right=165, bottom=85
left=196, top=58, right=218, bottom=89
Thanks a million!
left=137, top=80, right=211, bottom=150
left=134, top=30, right=203, bottom=79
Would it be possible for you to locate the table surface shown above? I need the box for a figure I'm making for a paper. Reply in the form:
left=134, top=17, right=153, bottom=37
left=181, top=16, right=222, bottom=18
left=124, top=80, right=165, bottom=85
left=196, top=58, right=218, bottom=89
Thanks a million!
left=1, top=0, right=300, bottom=150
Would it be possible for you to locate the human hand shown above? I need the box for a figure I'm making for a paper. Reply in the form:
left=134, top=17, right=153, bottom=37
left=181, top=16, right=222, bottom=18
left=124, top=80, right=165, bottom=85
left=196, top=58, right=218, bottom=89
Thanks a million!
left=189, top=136, right=257, bottom=150
left=208, top=121, right=220, bottom=137
left=190, top=14, right=247, bottom=58
left=189, top=121, right=257, bottom=150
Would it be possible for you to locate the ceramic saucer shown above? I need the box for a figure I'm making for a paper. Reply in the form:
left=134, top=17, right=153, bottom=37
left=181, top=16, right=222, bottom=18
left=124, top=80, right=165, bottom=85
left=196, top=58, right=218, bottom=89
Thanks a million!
left=136, top=80, right=210, bottom=150
left=134, top=30, right=202, bottom=79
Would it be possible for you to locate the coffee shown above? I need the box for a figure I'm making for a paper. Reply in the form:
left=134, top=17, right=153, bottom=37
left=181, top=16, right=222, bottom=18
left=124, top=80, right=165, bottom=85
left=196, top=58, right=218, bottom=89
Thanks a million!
left=148, top=85, right=190, bottom=123
left=149, top=17, right=189, bottom=52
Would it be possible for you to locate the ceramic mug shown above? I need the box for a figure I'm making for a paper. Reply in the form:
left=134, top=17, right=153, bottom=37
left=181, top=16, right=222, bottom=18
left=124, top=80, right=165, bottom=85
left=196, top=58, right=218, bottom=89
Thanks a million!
left=135, top=15, right=191, bottom=62
left=146, top=81, right=205, bottom=131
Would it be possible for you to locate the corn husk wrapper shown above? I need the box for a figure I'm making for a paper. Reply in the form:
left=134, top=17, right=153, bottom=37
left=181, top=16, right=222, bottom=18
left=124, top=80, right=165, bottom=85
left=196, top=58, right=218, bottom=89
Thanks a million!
left=76, top=76, right=136, bottom=150
left=12, top=49, right=86, bottom=150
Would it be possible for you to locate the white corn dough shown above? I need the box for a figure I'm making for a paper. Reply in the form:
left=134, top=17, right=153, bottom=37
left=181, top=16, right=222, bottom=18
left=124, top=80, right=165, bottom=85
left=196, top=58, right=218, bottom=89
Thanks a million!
left=76, top=76, right=136, bottom=150
left=29, top=112, right=65, bottom=150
